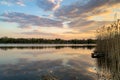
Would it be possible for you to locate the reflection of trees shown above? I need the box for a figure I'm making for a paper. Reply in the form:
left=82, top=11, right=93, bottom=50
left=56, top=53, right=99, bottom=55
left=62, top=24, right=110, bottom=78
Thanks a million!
left=71, top=46, right=95, bottom=50
left=55, top=46, right=65, bottom=49
left=0, top=45, right=95, bottom=51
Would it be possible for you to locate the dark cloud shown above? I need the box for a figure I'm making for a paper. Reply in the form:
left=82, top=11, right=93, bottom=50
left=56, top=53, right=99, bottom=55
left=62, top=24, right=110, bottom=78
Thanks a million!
left=69, top=19, right=94, bottom=28
left=67, top=19, right=113, bottom=32
left=54, top=0, right=120, bottom=18
left=36, top=0, right=62, bottom=11
left=54, top=0, right=120, bottom=31
left=0, top=12, right=63, bottom=28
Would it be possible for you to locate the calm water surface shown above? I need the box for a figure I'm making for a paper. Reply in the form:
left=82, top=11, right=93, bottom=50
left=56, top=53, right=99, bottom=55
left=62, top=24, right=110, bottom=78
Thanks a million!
left=0, top=44, right=96, bottom=80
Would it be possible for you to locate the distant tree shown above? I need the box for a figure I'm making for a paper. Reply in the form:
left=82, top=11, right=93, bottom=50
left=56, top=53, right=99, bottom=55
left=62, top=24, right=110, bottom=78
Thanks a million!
left=0, top=37, right=96, bottom=44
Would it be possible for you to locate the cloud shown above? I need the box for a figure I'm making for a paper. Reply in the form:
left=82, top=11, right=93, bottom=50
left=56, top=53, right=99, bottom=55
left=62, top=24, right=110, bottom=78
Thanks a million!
left=61, top=31, right=96, bottom=39
left=16, top=1, right=25, bottom=6
left=69, top=19, right=94, bottom=28
left=20, top=29, right=65, bottom=39
left=36, top=0, right=62, bottom=11
left=21, top=30, right=56, bottom=36
left=69, top=19, right=113, bottom=32
left=0, top=0, right=119, bottom=39
left=54, top=0, right=120, bottom=19
left=63, top=31, right=80, bottom=34
left=0, top=12, right=63, bottom=28
left=0, top=0, right=25, bottom=6
left=54, top=0, right=120, bottom=32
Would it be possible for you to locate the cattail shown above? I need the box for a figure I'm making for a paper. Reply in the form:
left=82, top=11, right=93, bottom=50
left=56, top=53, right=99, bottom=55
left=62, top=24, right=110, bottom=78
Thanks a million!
left=96, top=19, right=120, bottom=80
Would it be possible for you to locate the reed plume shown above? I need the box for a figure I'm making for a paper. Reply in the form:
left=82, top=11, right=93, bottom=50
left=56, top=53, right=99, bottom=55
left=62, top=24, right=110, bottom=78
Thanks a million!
left=96, top=19, right=120, bottom=80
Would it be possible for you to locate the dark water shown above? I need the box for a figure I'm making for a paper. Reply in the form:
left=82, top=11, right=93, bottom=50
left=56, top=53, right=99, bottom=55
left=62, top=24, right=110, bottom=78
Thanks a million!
left=0, top=44, right=96, bottom=80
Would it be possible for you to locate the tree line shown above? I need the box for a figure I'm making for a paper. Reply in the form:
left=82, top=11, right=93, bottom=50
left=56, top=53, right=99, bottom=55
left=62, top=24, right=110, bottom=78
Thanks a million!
left=0, top=37, right=96, bottom=44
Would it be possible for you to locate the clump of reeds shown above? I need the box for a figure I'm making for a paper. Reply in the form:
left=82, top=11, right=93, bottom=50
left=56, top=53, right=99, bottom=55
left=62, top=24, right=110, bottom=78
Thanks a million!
left=96, top=19, right=120, bottom=80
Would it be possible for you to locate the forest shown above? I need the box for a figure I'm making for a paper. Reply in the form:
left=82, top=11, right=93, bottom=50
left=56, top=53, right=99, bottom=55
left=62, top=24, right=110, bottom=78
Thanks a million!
left=0, top=37, right=96, bottom=44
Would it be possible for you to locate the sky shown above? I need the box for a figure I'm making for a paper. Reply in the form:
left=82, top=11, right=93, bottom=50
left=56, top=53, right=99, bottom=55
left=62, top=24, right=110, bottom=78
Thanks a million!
left=0, top=0, right=120, bottom=39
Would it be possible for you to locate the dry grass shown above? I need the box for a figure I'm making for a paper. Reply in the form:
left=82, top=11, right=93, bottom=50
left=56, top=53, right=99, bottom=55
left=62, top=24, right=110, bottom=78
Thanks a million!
left=96, top=19, right=120, bottom=80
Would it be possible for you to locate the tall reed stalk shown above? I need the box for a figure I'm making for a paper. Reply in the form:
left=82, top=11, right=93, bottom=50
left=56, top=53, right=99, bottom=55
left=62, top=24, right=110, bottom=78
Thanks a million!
left=96, top=19, right=120, bottom=80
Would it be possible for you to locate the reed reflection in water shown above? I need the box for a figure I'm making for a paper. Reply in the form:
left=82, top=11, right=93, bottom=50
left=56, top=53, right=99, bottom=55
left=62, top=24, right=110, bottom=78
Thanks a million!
left=0, top=45, right=96, bottom=80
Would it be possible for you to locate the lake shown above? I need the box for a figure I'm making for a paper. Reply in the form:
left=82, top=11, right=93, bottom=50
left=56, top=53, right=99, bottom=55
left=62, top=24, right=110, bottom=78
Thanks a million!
left=0, top=44, right=96, bottom=80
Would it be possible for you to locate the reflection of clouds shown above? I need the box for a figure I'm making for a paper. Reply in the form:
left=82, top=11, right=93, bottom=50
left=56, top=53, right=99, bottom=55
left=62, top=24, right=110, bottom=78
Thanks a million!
left=17, top=58, right=31, bottom=63
left=0, top=60, right=62, bottom=76
left=54, top=47, right=94, bottom=55
left=87, top=67, right=96, bottom=73
left=0, top=59, right=96, bottom=80
left=61, top=59, right=70, bottom=66
left=0, top=47, right=96, bottom=80
left=0, top=47, right=95, bottom=62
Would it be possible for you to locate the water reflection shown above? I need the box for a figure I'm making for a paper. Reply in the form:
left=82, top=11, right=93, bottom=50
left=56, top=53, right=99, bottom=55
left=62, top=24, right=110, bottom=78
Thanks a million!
left=0, top=45, right=96, bottom=80
left=0, top=44, right=95, bottom=51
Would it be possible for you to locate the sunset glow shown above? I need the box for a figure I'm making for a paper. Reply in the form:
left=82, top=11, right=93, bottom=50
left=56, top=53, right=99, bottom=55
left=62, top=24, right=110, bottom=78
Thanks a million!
left=0, top=0, right=120, bottom=39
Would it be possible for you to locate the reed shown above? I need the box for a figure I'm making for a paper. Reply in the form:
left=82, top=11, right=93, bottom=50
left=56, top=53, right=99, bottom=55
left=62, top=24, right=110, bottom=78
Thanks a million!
left=96, top=19, right=120, bottom=80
